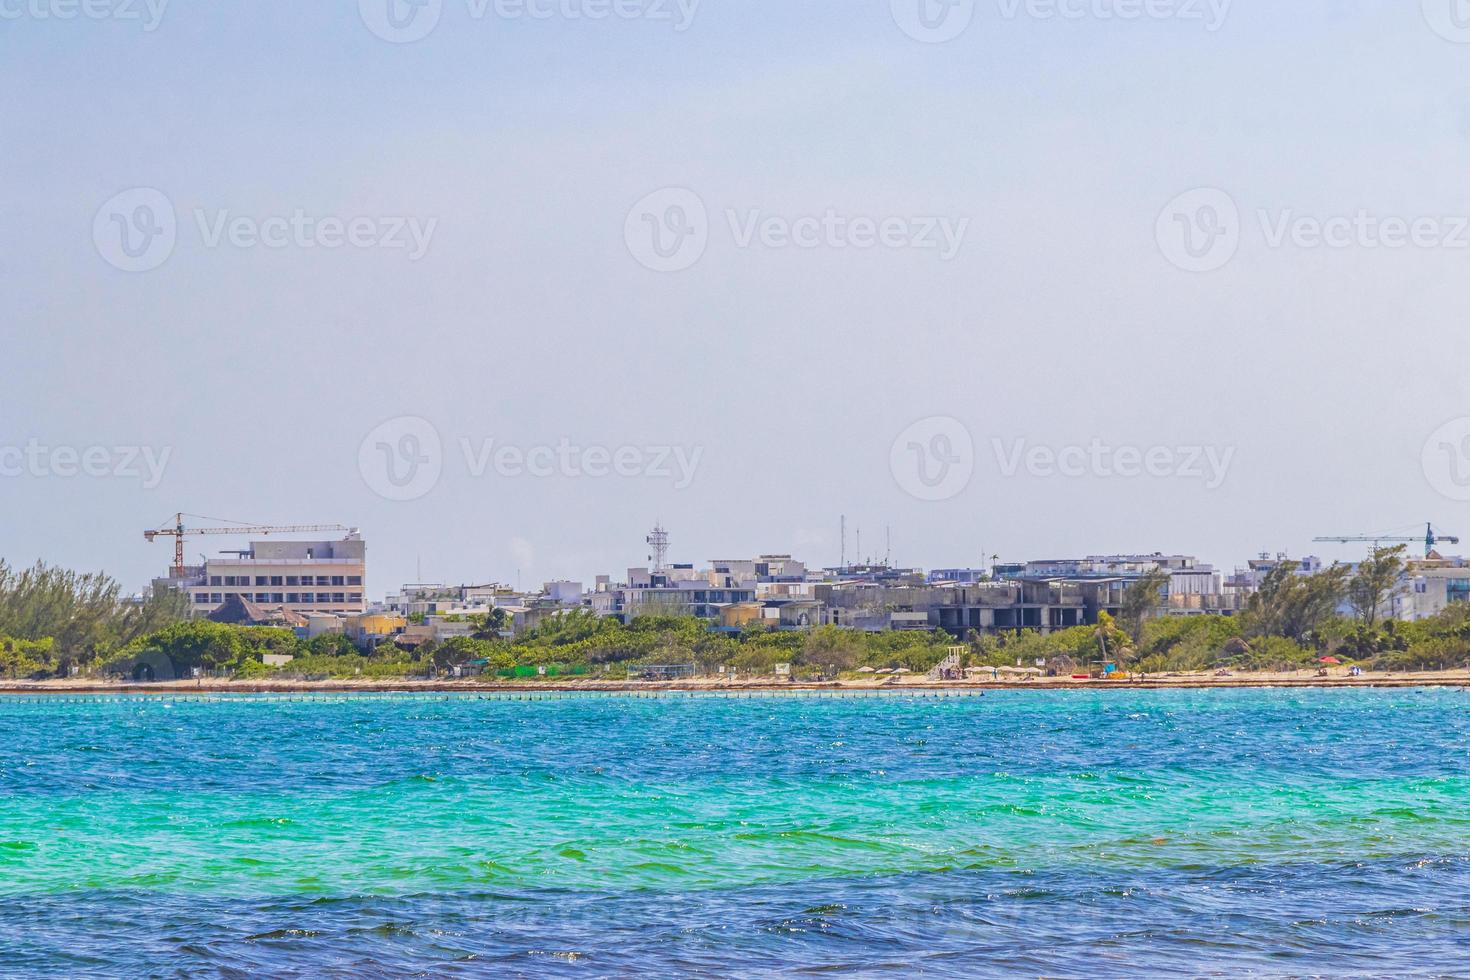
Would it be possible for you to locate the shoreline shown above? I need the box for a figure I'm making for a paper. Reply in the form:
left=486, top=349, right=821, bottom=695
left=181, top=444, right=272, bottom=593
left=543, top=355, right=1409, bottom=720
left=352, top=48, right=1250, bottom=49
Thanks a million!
left=3, top=671, right=1469, bottom=696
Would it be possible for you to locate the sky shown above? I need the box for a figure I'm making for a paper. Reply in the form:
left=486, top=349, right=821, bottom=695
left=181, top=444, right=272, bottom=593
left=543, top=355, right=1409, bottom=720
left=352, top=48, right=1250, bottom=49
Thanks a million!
left=3, top=0, right=1470, bottom=596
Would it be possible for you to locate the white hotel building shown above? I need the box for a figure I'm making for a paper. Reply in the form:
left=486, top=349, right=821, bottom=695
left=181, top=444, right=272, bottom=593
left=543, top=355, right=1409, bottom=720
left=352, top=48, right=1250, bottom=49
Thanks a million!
left=159, top=534, right=368, bottom=617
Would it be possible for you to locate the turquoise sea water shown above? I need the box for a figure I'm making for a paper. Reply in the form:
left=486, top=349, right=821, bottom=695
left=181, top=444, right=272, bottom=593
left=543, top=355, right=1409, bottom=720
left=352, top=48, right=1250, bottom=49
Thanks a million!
left=3, top=688, right=1469, bottom=975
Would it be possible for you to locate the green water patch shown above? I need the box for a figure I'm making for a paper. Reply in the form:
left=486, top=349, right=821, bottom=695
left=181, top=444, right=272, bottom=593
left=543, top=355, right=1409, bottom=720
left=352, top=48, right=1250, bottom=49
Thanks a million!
left=2, top=770, right=1468, bottom=898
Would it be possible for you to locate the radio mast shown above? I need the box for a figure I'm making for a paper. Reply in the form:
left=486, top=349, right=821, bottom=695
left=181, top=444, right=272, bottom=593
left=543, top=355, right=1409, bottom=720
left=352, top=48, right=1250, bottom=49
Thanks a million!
left=645, top=523, right=670, bottom=572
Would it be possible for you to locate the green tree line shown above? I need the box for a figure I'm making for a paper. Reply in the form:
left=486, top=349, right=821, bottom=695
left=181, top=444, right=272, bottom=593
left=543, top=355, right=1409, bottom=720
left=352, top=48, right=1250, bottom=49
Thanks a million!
left=0, top=560, right=187, bottom=677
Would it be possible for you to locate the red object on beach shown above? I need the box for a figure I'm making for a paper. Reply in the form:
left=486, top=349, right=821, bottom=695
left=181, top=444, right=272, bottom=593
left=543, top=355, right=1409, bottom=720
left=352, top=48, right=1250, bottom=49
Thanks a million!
left=1071, top=674, right=1091, bottom=680
left=1318, top=656, right=1341, bottom=665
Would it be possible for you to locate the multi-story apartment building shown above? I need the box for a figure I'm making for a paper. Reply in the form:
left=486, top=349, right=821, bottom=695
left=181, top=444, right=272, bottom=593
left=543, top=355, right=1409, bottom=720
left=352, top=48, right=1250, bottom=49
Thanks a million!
left=821, top=563, right=927, bottom=586
left=382, top=582, right=518, bottom=617
left=1396, top=558, right=1470, bottom=621
left=161, top=534, right=367, bottom=617
left=818, top=579, right=1129, bottom=634
left=1224, top=554, right=1327, bottom=594
left=585, top=560, right=757, bottom=623
left=999, top=554, right=1221, bottom=596
left=928, top=568, right=989, bottom=585
left=709, top=556, right=807, bottom=586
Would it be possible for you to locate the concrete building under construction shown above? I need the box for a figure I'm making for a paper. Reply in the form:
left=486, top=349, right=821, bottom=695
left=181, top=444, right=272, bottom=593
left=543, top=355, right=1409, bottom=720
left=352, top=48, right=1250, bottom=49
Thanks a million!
left=154, top=533, right=368, bottom=618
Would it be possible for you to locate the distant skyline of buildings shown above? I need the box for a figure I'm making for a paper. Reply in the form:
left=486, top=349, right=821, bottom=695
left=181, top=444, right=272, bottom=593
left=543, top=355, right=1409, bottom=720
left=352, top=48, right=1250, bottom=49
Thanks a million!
left=146, top=523, right=1470, bottom=646
left=140, top=518, right=1434, bottom=603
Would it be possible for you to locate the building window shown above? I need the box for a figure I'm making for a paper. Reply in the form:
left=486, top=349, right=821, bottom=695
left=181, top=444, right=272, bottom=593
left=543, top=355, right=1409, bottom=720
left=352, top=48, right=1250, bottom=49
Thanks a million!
left=193, top=593, right=208, bottom=603
left=209, top=576, right=221, bottom=586
left=256, top=593, right=271, bottom=602
left=332, top=576, right=345, bottom=586
left=349, top=593, right=362, bottom=603
left=211, top=593, right=222, bottom=604
left=272, top=593, right=284, bottom=603
left=316, top=576, right=331, bottom=586
left=348, top=576, right=362, bottom=586
left=286, top=593, right=300, bottom=604
left=255, top=577, right=268, bottom=586
left=271, top=576, right=283, bottom=587
left=286, top=576, right=299, bottom=586
left=333, top=593, right=346, bottom=603
left=301, top=593, right=315, bottom=603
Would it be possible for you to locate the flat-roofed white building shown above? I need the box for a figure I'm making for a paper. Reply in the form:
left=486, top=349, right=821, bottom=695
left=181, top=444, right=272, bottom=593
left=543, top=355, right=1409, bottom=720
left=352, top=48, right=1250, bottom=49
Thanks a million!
left=165, top=533, right=367, bottom=617
left=1398, top=559, right=1470, bottom=621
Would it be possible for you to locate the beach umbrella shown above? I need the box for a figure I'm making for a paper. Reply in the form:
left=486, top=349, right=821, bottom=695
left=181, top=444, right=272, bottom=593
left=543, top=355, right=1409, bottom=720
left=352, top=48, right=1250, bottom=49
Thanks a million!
left=857, top=666, right=877, bottom=673
left=1318, top=656, right=1341, bottom=665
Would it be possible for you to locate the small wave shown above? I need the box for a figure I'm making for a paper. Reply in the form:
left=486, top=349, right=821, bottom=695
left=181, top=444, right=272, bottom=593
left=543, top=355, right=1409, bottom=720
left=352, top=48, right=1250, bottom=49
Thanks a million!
left=220, top=817, right=294, bottom=829
left=244, top=928, right=324, bottom=941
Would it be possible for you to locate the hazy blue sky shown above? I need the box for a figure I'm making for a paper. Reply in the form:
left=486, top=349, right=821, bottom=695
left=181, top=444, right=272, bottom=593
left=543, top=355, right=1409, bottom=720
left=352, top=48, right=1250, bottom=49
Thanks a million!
left=4, top=0, right=1470, bottom=594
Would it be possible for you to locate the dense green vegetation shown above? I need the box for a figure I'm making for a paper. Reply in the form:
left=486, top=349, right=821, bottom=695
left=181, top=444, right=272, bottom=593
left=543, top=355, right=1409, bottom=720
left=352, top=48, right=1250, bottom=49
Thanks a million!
left=96, top=597, right=1470, bottom=683
left=101, top=611, right=965, bottom=680
left=109, top=620, right=301, bottom=677
left=450, top=610, right=962, bottom=676
left=0, top=560, right=187, bottom=678
left=956, top=604, right=1470, bottom=678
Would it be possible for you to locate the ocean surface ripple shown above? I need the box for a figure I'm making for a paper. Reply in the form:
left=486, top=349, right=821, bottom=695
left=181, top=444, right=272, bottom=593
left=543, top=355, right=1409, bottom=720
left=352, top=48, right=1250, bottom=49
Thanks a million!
left=2, top=688, right=1468, bottom=976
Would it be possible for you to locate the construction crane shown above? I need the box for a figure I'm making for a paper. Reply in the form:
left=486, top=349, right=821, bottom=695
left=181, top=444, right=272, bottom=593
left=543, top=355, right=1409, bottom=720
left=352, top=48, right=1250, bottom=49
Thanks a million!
left=145, top=513, right=353, bottom=578
left=1313, top=522, right=1460, bottom=559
